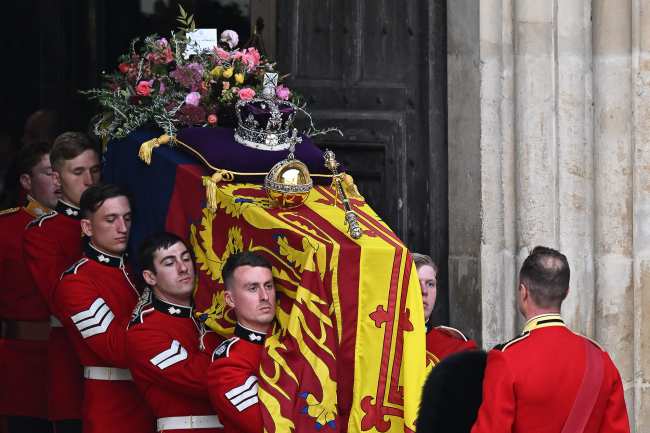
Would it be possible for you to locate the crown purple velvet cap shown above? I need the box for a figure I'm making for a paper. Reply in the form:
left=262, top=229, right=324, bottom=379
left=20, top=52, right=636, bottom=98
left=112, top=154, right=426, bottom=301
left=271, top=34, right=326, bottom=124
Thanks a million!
left=239, top=100, right=295, bottom=125
left=176, top=127, right=334, bottom=185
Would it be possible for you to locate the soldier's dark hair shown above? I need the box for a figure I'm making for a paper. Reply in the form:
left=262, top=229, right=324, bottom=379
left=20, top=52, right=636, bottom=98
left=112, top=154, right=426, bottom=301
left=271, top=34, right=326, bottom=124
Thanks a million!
left=15, top=141, right=52, bottom=176
left=222, top=251, right=272, bottom=289
left=50, top=131, right=97, bottom=170
left=79, top=183, right=132, bottom=218
left=519, top=246, right=570, bottom=308
left=138, top=232, right=190, bottom=273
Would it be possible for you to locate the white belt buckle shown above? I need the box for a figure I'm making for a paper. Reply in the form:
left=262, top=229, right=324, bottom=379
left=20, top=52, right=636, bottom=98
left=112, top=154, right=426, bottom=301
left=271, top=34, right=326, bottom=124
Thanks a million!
left=156, top=415, right=223, bottom=431
left=84, top=366, right=132, bottom=381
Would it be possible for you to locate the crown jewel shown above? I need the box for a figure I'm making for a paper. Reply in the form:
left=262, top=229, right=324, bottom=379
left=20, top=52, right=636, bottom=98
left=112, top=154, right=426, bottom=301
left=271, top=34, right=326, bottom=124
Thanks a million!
left=234, top=71, right=303, bottom=151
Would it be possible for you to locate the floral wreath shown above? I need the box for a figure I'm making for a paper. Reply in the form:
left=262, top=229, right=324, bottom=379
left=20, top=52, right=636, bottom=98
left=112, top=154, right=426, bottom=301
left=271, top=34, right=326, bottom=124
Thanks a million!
left=83, top=7, right=298, bottom=141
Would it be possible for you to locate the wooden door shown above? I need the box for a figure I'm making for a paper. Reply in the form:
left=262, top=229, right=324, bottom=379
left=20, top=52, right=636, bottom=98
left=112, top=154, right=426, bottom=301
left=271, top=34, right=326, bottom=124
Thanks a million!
left=276, top=0, right=449, bottom=324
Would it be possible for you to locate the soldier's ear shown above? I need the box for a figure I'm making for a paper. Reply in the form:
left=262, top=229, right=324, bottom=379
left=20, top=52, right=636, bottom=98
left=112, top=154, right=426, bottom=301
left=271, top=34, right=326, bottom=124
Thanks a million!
left=52, top=171, right=62, bottom=189
left=19, top=173, right=32, bottom=192
left=519, top=283, right=529, bottom=302
left=224, top=289, right=235, bottom=308
left=142, top=269, right=157, bottom=287
left=80, top=218, right=93, bottom=237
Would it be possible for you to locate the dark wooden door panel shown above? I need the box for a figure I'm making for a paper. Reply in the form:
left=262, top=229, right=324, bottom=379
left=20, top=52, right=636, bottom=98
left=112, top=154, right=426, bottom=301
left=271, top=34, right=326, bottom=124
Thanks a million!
left=279, top=0, right=448, bottom=323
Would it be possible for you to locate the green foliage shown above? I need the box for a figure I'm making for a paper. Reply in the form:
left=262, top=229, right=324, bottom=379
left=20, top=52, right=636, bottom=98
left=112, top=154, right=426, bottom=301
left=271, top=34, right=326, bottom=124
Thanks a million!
left=177, top=5, right=196, bottom=34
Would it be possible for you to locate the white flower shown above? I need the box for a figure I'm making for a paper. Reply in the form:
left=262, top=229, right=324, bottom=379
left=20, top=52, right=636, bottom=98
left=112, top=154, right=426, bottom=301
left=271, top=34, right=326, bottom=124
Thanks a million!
left=220, top=30, right=239, bottom=49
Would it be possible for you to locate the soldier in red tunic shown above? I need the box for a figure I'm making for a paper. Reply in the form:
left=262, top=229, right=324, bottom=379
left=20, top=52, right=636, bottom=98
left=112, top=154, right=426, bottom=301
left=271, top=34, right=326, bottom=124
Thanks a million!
left=470, top=246, right=630, bottom=433
left=0, top=142, right=59, bottom=433
left=412, top=253, right=477, bottom=365
left=23, top=132, right=101, bottom=432
left=127, top=232, right=223, bottom=432
left=52, top=184, right=154, bottom=433
left=207, top=252, right=276, bottom=433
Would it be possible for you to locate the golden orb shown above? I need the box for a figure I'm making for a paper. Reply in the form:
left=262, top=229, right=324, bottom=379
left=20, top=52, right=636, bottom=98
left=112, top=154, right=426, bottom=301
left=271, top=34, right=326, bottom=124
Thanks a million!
left=264, top=155, right=313, bottom=208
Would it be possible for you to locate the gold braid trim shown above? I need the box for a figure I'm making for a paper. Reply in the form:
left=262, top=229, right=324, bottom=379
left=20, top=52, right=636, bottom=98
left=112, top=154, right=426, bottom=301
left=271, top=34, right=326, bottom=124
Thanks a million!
left=138, top=134, right=346, bottom=208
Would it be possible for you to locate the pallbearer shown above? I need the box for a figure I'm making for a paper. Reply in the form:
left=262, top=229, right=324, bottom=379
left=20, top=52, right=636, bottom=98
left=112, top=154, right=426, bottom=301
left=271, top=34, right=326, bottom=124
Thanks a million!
left=24, top=132, right=101, bottom=432
left=127, top=232, right=223, bottom=432
left=412, top=253, right=477, bottom=365
left=52, top=184, right=154, bottom=433
left=207, top=252, right=276, bottom=433
left=0, top=142, right=59, bottom=433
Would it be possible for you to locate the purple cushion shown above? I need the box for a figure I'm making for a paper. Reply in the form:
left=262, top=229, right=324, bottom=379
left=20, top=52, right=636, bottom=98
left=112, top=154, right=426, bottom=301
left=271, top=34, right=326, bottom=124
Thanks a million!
left=176, top=127, right=332, bottom=184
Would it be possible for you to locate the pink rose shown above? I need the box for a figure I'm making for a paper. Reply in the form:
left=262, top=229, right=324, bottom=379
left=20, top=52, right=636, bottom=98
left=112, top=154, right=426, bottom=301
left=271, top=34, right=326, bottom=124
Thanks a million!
left=185, top=91, right=201, bottom=106
left=162, top=47, right=173, bottom=64
left=135, top=80, right=152, bottom=96
left=238, top=88, right=256, bottom=101
left=233, top=47, right=261, bottom=72
left=207, top=114, right=218, bottom=125
left=213, top=47, right=231, bottom=61
left=276, top=85, right=291, bottom=101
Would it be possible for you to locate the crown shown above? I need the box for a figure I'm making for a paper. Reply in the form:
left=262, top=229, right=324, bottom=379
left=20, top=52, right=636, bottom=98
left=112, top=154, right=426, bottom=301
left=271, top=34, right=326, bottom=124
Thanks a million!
left=234, top=72, right=303, bottom=151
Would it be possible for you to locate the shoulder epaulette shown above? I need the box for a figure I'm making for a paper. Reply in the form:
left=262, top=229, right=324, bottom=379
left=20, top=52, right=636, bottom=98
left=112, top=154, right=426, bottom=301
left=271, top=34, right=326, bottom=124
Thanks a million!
left=498, top=331, right=530, bottom=352
left=0, top=207, right=20, bottom=217
left=60, top=258, right=89, bottom=279
left=26, top=210, right=57, bottom=228
left=435, top=325, right=469, bottom=341
left=212, top=337, right=239, bottom=361
left=574, top=332, right=605, bottom=352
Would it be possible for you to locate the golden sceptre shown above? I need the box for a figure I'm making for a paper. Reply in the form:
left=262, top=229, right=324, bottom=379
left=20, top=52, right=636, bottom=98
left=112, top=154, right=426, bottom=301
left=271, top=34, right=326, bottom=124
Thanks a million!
left=323, top=150, right=363, bottom=239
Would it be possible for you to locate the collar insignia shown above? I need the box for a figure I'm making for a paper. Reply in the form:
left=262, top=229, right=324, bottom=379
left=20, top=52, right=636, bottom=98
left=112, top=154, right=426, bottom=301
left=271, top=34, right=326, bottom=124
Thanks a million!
left=85, top=242, right=124, bottom=267
left=97, top=254, right=110, bottom=263
left=234, top=323, right=266, bottom=345
left=56, top=200, right=82, bottom=220
left=152, top=296, right=192, bottom=318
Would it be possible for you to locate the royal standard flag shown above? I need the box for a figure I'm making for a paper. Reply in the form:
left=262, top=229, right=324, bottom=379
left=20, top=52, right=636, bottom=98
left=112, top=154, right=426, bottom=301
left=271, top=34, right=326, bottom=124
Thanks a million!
left=104, top=130, right=428, bottom=432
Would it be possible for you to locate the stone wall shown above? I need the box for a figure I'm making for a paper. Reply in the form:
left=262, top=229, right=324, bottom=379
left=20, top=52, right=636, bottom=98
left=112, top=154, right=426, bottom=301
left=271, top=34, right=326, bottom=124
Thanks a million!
left=447, top=1, right=650, bottom=430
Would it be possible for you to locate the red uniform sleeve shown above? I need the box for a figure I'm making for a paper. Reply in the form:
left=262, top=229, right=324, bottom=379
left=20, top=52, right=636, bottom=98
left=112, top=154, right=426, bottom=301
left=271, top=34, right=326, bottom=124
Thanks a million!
left=207, top=355, right=262, bottom=433
left=24, top=225, right=68, bottom=308
left=470, top=350, right=515, bottom=433
left=599, top=354, right=631, bottom=433
left=127, top=328, right=211, bottom=399
left=54, top=274, right=129, bottom=367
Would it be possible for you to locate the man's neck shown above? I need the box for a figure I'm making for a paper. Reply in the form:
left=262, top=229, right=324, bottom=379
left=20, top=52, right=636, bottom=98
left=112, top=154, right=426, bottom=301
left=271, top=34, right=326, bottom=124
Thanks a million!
left=89, top=241, right=124, bottom=258
left=524, top=307, right=561, bottom=322
left=154, top=290, right=192, bottom=307
left=239, top=321, right=270, bottom=334
left=60, top=196, right=79, bottom=208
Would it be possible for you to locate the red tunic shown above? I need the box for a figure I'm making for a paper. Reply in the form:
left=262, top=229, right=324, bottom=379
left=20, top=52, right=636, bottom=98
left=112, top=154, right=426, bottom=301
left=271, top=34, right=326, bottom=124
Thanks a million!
left=0, top=199, right=50, bottom=418
left=127, top=294, right=222, bottom=432
left=23, top=200, right=85, bottom=420
left=470, top=314, right=630, bottom=433
left=53, top=242, right=154, bottom=433
left=207, top=323, right=266, bottom=433
left=426, top=325, right=477, bottom=366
